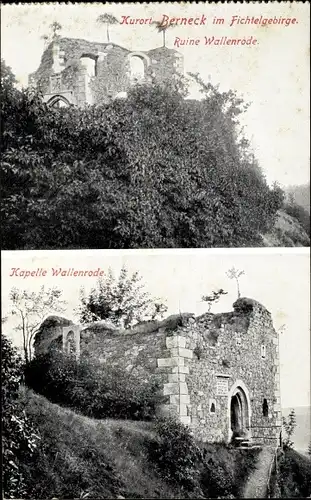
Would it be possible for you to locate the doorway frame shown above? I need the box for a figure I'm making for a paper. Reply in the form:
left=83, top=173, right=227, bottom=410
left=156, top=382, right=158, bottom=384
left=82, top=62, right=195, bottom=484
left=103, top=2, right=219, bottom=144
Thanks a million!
left=227, top=380, right=252, bottom=442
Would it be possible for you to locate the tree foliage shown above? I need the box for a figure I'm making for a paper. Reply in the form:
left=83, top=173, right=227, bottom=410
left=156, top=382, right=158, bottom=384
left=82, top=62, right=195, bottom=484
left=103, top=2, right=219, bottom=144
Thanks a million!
left=201, top=289, right=228, bottom=312
left=2, top=335, right=40, bottom=499
left=1, top=63, right=284, bottom=249
left=77, top=265, right=167, bottom=327
left=226, top=267, right=245, bottom=298
left=25, top=351, right=163, bottom=420
left=9, top=286, right=67, bottom=362
left=282, top=408, right=297, bottom=450
left=97, top=13, right=119, bottom=42
left=148, top=415, right=202, bottom=490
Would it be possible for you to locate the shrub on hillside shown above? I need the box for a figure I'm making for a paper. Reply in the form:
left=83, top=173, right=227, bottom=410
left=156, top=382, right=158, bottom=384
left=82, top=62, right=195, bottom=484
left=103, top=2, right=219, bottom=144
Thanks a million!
left=147, top=415, right=202, bottom=491
left=200, top=443, right=260, bottom=498
left=278, top=448, right=311, bottom=498
left=24, top=351, right=163, bottom=420
left=2, top=64, right=284, bottom=249
left=2, top=335, right=40, bottom=499
left=283, top=202, right=310, bottom=236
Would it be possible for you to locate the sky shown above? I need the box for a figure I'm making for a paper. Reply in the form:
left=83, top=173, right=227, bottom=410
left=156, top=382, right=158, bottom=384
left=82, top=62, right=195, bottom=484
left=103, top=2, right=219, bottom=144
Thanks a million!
left=1, top=2, right=310, bottom=187
left=1, top=248, right=310, bottom=409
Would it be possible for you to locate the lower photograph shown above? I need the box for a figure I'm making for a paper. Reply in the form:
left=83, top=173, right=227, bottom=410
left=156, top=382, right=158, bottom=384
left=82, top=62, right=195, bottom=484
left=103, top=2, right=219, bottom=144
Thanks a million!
left=1, top=249, right=310, bottom=499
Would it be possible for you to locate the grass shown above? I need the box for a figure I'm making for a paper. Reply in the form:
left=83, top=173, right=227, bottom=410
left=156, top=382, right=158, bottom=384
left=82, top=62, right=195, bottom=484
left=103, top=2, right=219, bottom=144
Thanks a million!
left=199, top=442, right=261, bottom=498
left=277, top=447, right=311, bottom=498
left=21, top=387, right=185, bottom=499
left=261, top=209, right=310, bottom=247
left=14, top=388, right=266, bottom=499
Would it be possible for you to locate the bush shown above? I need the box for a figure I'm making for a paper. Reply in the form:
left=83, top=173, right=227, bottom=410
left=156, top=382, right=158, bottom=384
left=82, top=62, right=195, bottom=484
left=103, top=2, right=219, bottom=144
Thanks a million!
left=2, top=335, right=41, bottom=499
left=278, top=448, right=311, bottom=498
left=147, top=415, right=202, bottom=491
left=283, top=202, right=310, bottom=235
left=2, top=69, right=284, bottom=250
left=24, top=351, right=164, bottom=420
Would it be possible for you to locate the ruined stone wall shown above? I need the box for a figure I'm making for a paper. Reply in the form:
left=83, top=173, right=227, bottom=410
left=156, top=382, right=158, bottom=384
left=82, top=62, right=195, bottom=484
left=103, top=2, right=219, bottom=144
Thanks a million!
left=34, top=316, right=74, bottom=356
left=147, top=47, right=184, bottom=84
left=35, top=299, right=281, bottom=445
left=159, top=298, right=281, bottom=444
left=29, top=38, right=184, bottom=106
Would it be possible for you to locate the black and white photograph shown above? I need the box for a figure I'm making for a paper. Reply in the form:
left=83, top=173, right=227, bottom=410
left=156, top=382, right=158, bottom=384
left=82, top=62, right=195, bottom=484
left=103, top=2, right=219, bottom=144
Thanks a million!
left=1, top=2, right=309, bottom=249
left=1, top=249, right=310, bottom=498
left=1, top=1, right=310, bottom=499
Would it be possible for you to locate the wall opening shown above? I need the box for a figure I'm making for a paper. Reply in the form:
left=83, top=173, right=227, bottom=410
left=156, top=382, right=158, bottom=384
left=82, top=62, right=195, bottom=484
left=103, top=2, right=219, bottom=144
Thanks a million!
left=229, top=384, right=250, bottom=441
left=263, top=398, right=269, bottom=417
left=47, top=95, right=70, bottom=108
left=80, top=55, right=97, bottom=77
left=65, top=330, right=75, bottom=355
left=129, top=55, right=145, bottom=83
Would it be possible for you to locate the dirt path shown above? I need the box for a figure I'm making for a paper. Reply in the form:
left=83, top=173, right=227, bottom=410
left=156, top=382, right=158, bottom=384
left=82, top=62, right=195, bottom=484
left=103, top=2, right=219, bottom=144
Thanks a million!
left=243, top=446, right=276, bottom=498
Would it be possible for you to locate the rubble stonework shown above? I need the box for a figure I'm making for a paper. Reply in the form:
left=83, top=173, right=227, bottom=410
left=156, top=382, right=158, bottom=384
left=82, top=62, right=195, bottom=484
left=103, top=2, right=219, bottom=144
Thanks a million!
left=29, top=37, right=184, bottom=107
left=34, top=298, right=282, bottom=445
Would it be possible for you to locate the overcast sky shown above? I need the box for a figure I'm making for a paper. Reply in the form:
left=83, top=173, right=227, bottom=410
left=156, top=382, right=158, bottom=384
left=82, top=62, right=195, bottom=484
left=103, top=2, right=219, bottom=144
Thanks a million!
left=1, top=2, right=310, bottom=187
left=2, top=248, right=310, bottom=409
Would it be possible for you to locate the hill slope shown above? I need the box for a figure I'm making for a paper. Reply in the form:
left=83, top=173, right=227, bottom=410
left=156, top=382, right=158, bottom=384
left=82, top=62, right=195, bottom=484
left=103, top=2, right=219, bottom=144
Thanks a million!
left=286, top=184, right=310, bottom=214
left=261, top=210, right=310, bottom=247
left=19, top=388, right=260, bottom=499
left=22, top=388, right=184, bottom=499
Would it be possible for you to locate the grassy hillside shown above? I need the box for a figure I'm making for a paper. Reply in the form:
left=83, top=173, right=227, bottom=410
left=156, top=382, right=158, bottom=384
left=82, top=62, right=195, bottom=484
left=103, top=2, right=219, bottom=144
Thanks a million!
left=21, top=388, right=185, bottom=499
left=277, top=448, right=311, bottom=498
left=261, top=209, right=310, bottom=247
left=18, top=388, right=260, bottom=499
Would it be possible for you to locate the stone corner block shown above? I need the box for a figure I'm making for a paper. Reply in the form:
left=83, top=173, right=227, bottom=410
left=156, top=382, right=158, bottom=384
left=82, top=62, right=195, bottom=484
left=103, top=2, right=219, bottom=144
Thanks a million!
left=166, top=335, right=187, bottom=349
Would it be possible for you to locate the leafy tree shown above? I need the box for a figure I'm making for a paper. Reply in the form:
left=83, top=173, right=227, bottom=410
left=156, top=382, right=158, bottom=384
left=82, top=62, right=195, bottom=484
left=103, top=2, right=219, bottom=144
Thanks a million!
left=282, top=408, right=297, bottom=450
left=1, top=59, right=17, bottom=91
left=2, top=335, right=40, bottom=499
left=202, top=289, right=228, bottom=312
left=97, top=13, right=119, bottom=43
left=77, top=265, right=167, bottom=328
left=1, top=71, right=284, bottom=249
left=226, top=267, right=245, bottom=298
left=9, top=286, right=67, bottom=363
left=152, top=20, right=176, bottom=47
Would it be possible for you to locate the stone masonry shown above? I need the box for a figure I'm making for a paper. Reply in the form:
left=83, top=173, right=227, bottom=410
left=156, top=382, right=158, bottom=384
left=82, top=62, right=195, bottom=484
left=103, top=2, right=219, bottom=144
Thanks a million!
left=34, top=298, right=282, bottom=445
left=29, top=37, right=184, bottom=107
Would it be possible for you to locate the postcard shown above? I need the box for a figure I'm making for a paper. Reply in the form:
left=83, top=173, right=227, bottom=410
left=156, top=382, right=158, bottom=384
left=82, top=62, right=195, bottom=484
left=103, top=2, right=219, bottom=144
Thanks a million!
left=1, top=2, right=310, bottom=499
left=1, top=1, right=310, bottom=249
left=1, top=248, right=310, bottom=498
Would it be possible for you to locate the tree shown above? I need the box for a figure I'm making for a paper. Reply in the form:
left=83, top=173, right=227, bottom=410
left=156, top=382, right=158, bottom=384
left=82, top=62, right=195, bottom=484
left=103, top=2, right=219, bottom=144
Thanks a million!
left=226, top=267, right=245, bottom=298
left=50, top=21, right=62, bottom=41
left=2, top=335, right=40, bottom=499
left=1, top=59, right=17, bottom=92
left=202, top=289, right=228, bottom=312
left=9, top=286, right=67, bottom=363
left=77, top=265, right=167, bottom=328
left=282, top=408, right=297, bottom=450
left=40, top=21, right=62, bottom=47
left=97, top=13, right=119, bottom=43
left=152, top=20, right=176, bottom=47
left=308, top=440, right=311, bottom=457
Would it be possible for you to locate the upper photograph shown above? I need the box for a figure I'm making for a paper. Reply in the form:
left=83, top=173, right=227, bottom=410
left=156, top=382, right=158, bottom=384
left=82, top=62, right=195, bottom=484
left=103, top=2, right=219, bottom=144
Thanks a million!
left=1, top=2, right=310, bottom=249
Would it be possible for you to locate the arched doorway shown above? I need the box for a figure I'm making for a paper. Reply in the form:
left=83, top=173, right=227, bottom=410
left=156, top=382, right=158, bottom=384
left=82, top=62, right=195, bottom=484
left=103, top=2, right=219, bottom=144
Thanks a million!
left=228, top=381, right=251, bottom=442
left=65, top=330, right=75, bottom=355
left=127, top=52, right=150, bottom=84
left=46, top=95, right=71, bottom=108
